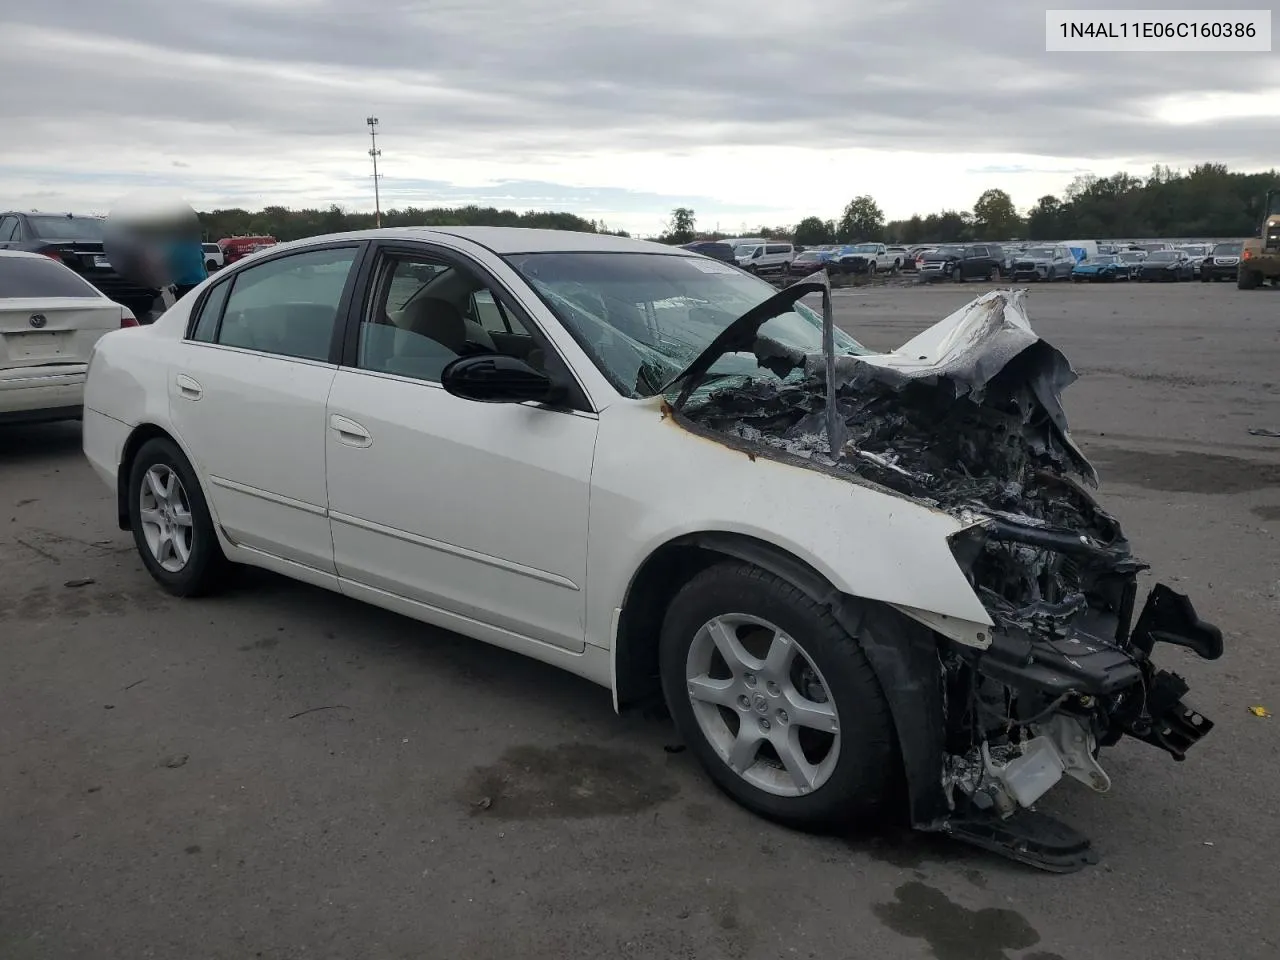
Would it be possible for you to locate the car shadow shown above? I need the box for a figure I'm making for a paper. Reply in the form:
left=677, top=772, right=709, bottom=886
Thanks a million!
left=211, top=565, right=664, bottom=734
left=0, top=420, right=84, bottom=466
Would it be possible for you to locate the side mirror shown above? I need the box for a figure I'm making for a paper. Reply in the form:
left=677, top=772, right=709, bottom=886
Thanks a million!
left=440, top=354, right=564, bottom=405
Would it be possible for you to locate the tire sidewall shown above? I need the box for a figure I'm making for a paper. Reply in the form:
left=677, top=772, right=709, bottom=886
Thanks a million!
left=128, top=437, right=224, bottom=595
left=659, top=564, right=895, bottom=827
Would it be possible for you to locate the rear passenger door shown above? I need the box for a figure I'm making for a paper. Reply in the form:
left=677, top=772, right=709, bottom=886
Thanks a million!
left=171, top=242, right=365, bottom=574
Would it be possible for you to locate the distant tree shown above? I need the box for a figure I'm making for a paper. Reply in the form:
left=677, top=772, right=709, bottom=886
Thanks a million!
left=793, top=216, right=836, bottom=246
left=836, top=195, right=885, bottom=243
left=920, top=209, right=969, bottom=242
left=972, top=189, right=1022, bottom=239
left=663, top=207, right=697, bottom=244
left=1026, top=195, right=1063, bottom=240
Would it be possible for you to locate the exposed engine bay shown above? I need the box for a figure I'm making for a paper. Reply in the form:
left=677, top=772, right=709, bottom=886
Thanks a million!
left=667, top=284, right=1223, bottom=870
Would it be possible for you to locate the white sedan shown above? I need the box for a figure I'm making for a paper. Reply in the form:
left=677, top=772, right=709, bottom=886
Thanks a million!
left=81, top=228, right=1220, bottom=868
left=1, top=250, right=137, bottom=424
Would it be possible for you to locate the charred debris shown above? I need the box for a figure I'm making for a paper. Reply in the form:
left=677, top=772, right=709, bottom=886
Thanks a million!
left=676, top=290, right=1137, bottom=637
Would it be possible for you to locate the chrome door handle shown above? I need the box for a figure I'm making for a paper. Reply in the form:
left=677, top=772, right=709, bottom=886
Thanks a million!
left=330, top=414, right=372, bottom=447
left=175, top=374, right=203, bottom=400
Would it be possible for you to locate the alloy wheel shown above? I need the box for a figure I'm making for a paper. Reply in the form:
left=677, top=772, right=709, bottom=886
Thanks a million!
left=684, top=613, right=841, bottom=797
left=138, top=464, right=194, bottom=573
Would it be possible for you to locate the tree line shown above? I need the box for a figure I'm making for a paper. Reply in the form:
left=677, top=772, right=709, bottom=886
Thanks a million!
left=199, top=204, right=630, bottom=242
left=676, top=163, right=1279, bottom=246
left=196, top=163, right=1277, bottom=247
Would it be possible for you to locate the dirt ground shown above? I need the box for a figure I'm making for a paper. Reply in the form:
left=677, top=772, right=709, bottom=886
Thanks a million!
left=2, top=280, right=1278, bottom=960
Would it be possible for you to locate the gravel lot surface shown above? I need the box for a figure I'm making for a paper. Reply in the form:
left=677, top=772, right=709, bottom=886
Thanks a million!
left=2, top=280, right=1277, bottom=959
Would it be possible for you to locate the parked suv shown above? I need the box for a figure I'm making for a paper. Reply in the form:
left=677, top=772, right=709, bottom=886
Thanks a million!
left=918, top=243, right=1005, bottom=282
left=0, top=211, right=158, bottom=315
left=1200, top=241, right=1243, bottom=282
left=734, top=241, right=794, bottom=275
left=1010, top=245, right=1075, bottom=282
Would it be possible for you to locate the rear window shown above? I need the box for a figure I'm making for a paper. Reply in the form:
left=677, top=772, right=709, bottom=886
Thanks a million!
left=0, top=256, right=101, bottom=298
left=1212, top=242, right=1242, bottom=255
left=203, top=244, right=220, bottom=254
left=27, top=216, right=106, bottom=242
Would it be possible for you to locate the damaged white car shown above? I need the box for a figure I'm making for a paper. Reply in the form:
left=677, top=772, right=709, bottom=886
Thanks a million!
left=81, top=229, right=1221, bottom=871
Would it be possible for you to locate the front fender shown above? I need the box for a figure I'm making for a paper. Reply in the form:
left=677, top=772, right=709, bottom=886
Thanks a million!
left=586, top=397, right=992, bottom=653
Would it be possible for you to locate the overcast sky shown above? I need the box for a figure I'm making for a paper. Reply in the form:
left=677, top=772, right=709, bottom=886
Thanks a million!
left=3, top=0, right=1277, bottom=235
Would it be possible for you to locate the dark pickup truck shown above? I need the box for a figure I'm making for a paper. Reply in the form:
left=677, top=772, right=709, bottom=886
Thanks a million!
left=917, top=243, right=1006, bottom=282
left=0, top=211, right=158, bottom=315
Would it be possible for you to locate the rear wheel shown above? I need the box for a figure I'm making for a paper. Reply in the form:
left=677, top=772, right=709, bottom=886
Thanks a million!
left=1238, top=268, right=1260, bottom=289
left=660, top=562, right=897, bottom=828
left=128, top=438, right=231, bottom=597
left=988, top=265, right=1000, bottom=282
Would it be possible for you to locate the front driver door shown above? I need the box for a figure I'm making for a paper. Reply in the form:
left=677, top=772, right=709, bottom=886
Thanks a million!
left=324, top=243, right=596, bottom=652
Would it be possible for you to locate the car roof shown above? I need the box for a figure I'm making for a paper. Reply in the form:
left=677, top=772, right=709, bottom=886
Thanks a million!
left=4, top=211, right=103, bottom=220
left=289, top=226, right=694, bottom=256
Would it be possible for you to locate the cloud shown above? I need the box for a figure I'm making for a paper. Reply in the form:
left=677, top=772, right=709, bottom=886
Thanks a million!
left=2, top=0, right=1276, bottom=234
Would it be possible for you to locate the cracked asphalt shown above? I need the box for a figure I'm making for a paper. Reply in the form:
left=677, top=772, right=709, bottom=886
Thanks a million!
left=2, top=280, right=1278, bottom=960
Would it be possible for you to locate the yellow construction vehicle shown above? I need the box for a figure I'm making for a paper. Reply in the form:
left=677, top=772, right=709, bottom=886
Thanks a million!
left=1238, top=189, right=1280, bottom=289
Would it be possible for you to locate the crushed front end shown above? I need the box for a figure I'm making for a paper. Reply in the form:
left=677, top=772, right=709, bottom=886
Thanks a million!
left=673, top=287, right=1223, bottom=871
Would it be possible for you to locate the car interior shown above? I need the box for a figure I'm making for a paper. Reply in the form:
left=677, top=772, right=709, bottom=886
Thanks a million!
left=358, top=256, right=547, bottom=382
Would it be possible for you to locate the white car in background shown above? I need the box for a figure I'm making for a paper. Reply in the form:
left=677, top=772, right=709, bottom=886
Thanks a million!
left=202, top=243, right=225, bottom=273
left=79, top=227, right=1220, bottom=870
left=1, top=249, right=137, bottom=424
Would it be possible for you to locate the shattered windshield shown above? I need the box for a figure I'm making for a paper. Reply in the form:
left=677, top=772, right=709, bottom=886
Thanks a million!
left=505, top=251, right=868, bottom=398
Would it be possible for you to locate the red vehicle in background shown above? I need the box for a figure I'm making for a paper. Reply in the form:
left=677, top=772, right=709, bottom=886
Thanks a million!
left=218, top=235, right=278, bottom=265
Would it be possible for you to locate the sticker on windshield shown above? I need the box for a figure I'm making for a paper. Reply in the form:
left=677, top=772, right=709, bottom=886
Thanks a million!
left=685, top=258, right=739, bottom=275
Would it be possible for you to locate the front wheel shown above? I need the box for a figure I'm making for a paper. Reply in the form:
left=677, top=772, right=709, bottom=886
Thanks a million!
left=128, top=437, right=232, bottom=596
left=660, top=562, right=897, bottom=828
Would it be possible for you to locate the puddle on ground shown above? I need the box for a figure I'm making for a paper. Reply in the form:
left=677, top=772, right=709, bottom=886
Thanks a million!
left=1251, top=505, right=1280, bottom=521
left=1091, top=448, right=1280, bottom=494
left=873, top=881, right=1043, bottom=960
left=462, top=743, right=678, bottom=819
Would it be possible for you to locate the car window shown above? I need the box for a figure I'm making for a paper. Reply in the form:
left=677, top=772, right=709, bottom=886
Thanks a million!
left=202, top=244, right=220, bottom=255
left=970, top=245, right=988, bottom=257
left=0, top=255, right=101, bottom=298
left=27, top=216, right=106, bottom=242
left=0, top=217, right=18, bottom=242
left=356, top=253, right=546, bottom=385
left=189, top=280, right=232, bottom=342
left=507, top=251, right=868, bottom=399
left=765, top=245, right=788, bottom=255
left=213, top=247, right=357, bottom=361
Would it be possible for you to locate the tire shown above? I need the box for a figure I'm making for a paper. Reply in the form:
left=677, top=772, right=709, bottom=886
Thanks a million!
left=1047, top=267, right=1057, bottom=282
left=988, top=265, right=1000, bottom=282
left=659, top=561, right=896, bottom=828
left=1201, top=270, right=1210, bottom=282
left=127, top=437, right=232, bottom=597
left=953, top=264, right=964, bottom=283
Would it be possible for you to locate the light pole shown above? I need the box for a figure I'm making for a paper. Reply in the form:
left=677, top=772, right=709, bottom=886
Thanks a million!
left=366, top=116, right=383, bottom=227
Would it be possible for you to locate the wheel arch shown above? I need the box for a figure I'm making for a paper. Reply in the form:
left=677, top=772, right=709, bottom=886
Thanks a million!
left=613, top=529, right=951, bottom=829
left=115, top=423, right=201, bottom=530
